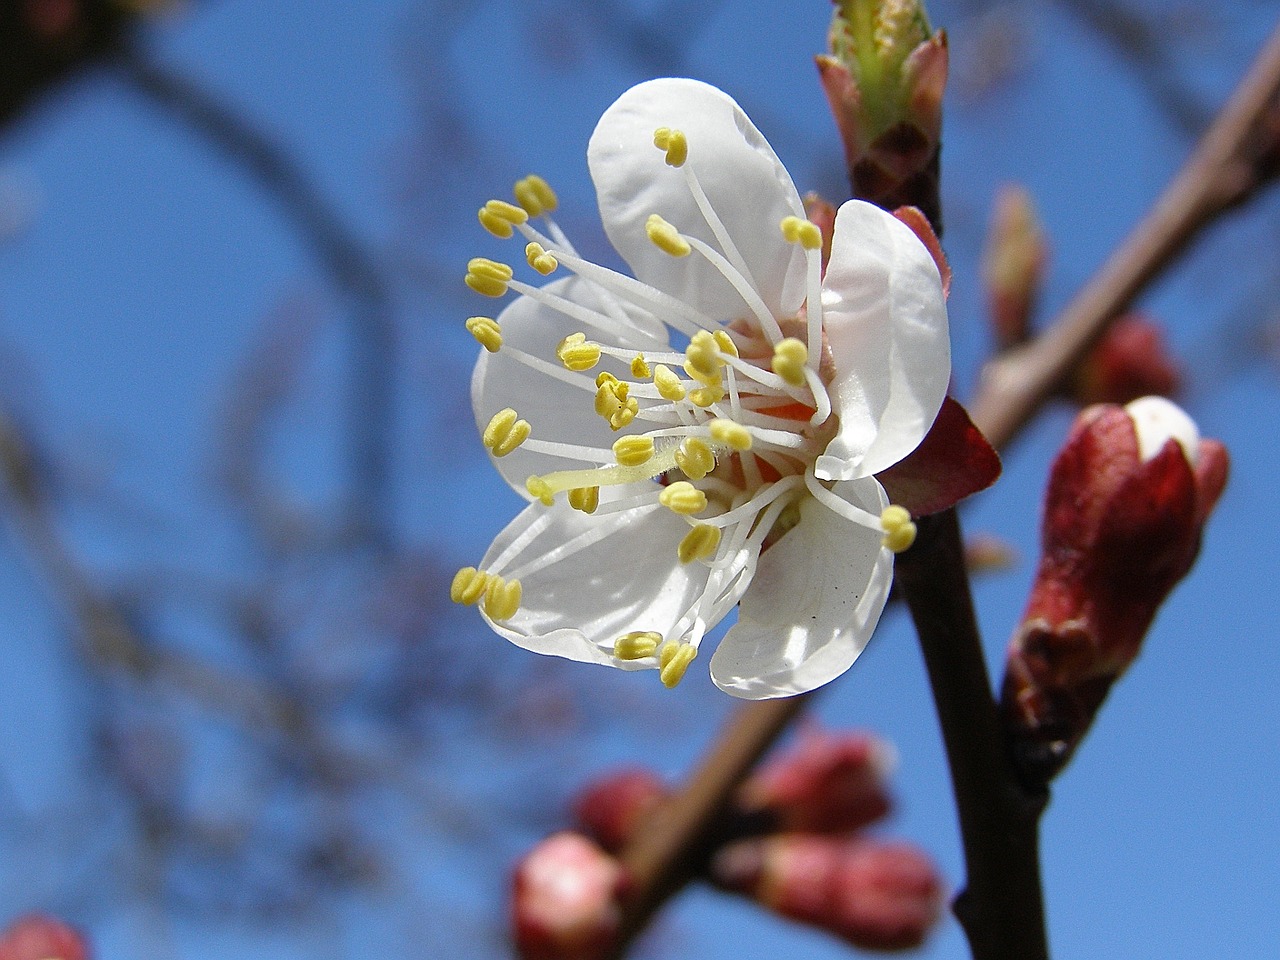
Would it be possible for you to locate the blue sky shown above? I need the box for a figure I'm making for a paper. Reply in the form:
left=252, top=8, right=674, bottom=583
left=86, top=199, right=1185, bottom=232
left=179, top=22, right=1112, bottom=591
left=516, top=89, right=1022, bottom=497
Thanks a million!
left=0, top=1, right=1277, bottom=958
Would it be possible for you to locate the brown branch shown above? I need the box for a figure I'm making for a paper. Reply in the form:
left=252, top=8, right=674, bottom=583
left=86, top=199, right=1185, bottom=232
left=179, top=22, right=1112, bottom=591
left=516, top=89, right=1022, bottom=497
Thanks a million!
left=607, top=20, right=1280, bottom=959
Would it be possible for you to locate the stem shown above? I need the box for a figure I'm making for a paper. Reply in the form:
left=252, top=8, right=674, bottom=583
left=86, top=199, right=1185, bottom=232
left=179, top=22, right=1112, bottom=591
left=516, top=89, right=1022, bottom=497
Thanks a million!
left=895, top=509, right=1048, bottom=960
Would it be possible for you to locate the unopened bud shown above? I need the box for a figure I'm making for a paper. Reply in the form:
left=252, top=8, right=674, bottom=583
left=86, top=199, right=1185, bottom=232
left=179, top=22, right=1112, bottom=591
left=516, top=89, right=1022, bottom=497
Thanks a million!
left=1071, top=312, right=1181, bottom=405
left=0, top=915, right=88, bottom=960
left=713, top=836, right=943, bottom=951
left=1001, top=397, right=1228, bottom=780
left=511, top=833, right=624, bottom=960
left=573, top=768, right=668, bottom=853
left=818, top=0, right=948, bottom=226
left=802, top=192, right=838, bottom=273
left=739, top=729, right=893, bottom=834
left=982, top=184, right=1047, bottom=348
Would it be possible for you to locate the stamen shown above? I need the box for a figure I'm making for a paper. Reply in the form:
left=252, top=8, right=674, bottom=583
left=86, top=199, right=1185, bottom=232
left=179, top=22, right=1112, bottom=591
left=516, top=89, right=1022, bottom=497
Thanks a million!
left=780, top=215, right=822, bottom=250
left=450, top=566, right=491, bottom=605
left=646, top=214, right=692, bottom=257
left=478, top=199, right=530, bottom=238
left=568, top=486, right=600, bottom=514
left=556, top=332, right=602, bottom=371
left=684, top=330, right=724, bottom=385
left=525, top=241, right=559, bottom=275
left=682, top=234, right=784, bottom=343
left=880, top=505, right=918, bottom=553
left=652, top=127, right=688, bottom=167
left=770, top=337, right=809, bottom=387
left=674, top=437, right=716, bottom=480
left=713, top=330, right=739, bottom=357
left=614, top=631, right=662, bottom=660
left=630, top=354, right=651, bottom=378
left=678, top=524, right=722, bottom=564
left=652, top=364, right=686, bottom=401
left=483, top=575, right=522, bottom=621
left=709, top=418, right=752, bottom=451
left=658, top=481, right=707, bottom=515
left=465, top=316, right=503, bottom=352
left=698, top=474, right=805, bottom=529
left=483, top=408, right=531, bottom=457
left=689, top=384, right=724, bottom=408
left=526, top=476, right=555, bottom=506
left=804, top=472, right=886, bottom=532
left=612, top=435, right=655, bottom=467
left=594, top=378, right=639, bottom=430
left=465, top=257, right=513, bottom=297
left=658, top=640, right=697, bottom=688
left=513, top=174, right=558, bottom=217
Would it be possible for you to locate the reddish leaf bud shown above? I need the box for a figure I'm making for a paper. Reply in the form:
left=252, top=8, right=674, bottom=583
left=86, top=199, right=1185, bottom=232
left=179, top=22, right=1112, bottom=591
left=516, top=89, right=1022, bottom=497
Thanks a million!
left=818, top=1, right=948, bottom=227
left=981, top=184, right=1047, bottom=349
left=1001, top=397, right=1228, bottom=780
left=1071, top=312, right=1182, bottom=406
left=713, top=836, right=943, bottom=951
left=802, top=193, right=838, bottom=275
left=0, top=915, right=88, bottom=960
left=573, top=768, right=668, bottom=853
left=511, top=833, right=624, bottom=960
left=738, top=729, right=893, bottom=834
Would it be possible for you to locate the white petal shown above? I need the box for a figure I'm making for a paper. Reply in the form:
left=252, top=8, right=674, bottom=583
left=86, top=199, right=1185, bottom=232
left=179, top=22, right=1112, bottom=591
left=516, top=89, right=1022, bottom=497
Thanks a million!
left=472, top=275, right=668, bottom=497
left=479, top=486, right=741, bottom=667
left=816, top=200, right=950, bottom=481
left=710, top=477, right=893, bottom=699
left=587, top=78, right=807, bottom=321
left=1124, top=395, right=1200, bottom=464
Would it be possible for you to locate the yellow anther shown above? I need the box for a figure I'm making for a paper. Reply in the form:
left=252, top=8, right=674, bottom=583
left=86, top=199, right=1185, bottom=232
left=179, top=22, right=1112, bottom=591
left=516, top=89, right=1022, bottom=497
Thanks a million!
left=595, top=371, right=619, bottom=387
left=689, top=384, right=725, bottom=408
left=450, top=566, right=491, bottom=605
left=465, top=316, right=503, bottom=352
left=658, top=640, right=697, bottom=688
left=630, top=354, right=651, bottom=379
left=781, top=215, right=823, bottom=250
left=771, top=337, right=810, bottom=387
left=568, top=486, right=600, bottom=514
left=653, top=127, right=688, bottom=167
left=614, top=631, right=662, bottom=660
left=713, top=329, right=739, bottom=358
left=658, top=481, right=707, bottom=515
left=513, top=174, right=558, bottom=216
left=709, top=419, right=752, bottom=451
left=556, top=332, right=601, bottom=372
left=482, top=408, right=531, bottom=457
left=674, top=437, right=716, bottom=480
left=678, top=524, right=722, bottom=564
left=652, top=364, right=687, bottom=401
left=483, top=575, right=522, bottom=622
left=525, top=241, right=559, bottom=275
left=526, top=475, right=555, bottom=506
left=646, top=214, right=691, bottom=257
left=465, top=257, right=513, bottom=297
left=880, top=505, right=918, bottom=553
left=613, top=435, right=655, bottom=467
left=595, top=379, right=639, bottom=430
left=684, top=331, right=723, bottom=385
left=478, top=199, right=529, bottom=238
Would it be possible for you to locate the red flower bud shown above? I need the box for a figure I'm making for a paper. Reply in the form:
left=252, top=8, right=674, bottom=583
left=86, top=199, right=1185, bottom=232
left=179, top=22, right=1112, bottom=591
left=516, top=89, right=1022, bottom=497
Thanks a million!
left=713, top=836, right=943, bottom=951
left=511, top=833, right=624, bottom=960
left=738, top=729, right=893, bottom=834
left=1001, top=397, right=1228, bottom=779
left=1071, top=312, right=1181, bottom=406
left=0, top=915, right=88, bottom=960
left=573, top=768, right=667, bottom=853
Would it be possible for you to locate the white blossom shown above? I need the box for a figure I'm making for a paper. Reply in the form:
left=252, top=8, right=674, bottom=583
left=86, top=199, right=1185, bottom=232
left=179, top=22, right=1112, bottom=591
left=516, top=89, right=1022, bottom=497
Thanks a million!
left=452, top=78, right=950, bottom=699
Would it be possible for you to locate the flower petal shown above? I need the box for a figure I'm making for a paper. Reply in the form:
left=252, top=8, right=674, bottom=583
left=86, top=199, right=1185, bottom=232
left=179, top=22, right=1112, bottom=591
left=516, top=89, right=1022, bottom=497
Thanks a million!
left=472, top=275, right=668, bottom=497
left=710, top=478, right=894, bottom=699
left=816, top=200, right=950, bottom=481
left=480, top=486, right=749, bottom=667
left=587, top=78, right=807, bottom=320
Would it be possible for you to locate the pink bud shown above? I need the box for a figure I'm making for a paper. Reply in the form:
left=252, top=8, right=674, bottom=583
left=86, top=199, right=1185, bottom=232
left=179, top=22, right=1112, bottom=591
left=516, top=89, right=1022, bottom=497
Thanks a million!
left=0, top=915, right=88, bottom=960
left=713, top=836, right=943, bottom=951
left=739, top=729, right=893, bottom=834
left=1072, top=312, right=1181, bottom=406
left=1001, top=397, right=1228, bottom=778
left=573, top=768, right=667, bottom=853
left=511, top=833, right=624, bottom=960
